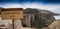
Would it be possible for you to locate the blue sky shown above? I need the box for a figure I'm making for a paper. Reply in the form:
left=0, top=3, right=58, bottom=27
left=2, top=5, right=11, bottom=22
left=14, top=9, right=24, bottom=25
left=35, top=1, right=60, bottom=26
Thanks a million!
left=0, top=0, right=60, bottom=19
left=0, top=0, right=60, bottom=3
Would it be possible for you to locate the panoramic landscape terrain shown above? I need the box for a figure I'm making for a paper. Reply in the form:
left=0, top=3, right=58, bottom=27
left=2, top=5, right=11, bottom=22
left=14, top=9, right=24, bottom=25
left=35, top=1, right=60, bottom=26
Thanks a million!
left=0, top=0, right=60, bottom=29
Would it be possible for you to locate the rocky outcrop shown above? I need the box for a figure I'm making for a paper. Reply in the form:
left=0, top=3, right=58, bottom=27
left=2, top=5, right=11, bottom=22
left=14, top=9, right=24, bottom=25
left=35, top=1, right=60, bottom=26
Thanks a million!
left=49, top=20, right=60, bottom=29
left=22, top=8, right=55, bottom=28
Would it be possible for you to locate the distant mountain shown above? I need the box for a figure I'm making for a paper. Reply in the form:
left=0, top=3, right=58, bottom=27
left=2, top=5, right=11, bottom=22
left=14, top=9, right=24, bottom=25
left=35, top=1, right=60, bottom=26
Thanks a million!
left=24, top=8, right=60, bottom=16
left=24, top=8, right=39, bottom=14
left=52, top=9, right=60, bottom=14
left=37, top=9, right=60, bottom=16
left=51, top=9, right=60, bottom=16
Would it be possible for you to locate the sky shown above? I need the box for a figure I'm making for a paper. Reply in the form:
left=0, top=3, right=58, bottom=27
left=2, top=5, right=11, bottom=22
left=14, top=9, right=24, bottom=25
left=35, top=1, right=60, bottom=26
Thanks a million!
left=0, top=0, right=60, bottom=19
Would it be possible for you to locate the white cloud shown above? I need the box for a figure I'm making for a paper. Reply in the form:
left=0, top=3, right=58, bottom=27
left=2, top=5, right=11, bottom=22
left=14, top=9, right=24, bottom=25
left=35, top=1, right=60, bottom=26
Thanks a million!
left=0, top=3, right=24, bottom=8
left=22, top=3, right=60, bottom=11
left=0, top=3, right=60, bottom=11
